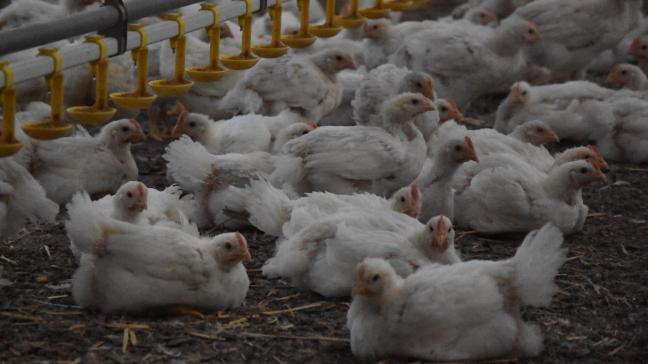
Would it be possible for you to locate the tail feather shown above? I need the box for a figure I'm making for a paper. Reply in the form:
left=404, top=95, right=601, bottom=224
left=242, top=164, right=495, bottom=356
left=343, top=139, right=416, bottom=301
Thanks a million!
left=243, top=177, right=293, bottom=237
left=65, top=192, right=107, bottom=255
left=513, top=223, right=567, bottom=307
left=163, top=136, right=215, bottom=192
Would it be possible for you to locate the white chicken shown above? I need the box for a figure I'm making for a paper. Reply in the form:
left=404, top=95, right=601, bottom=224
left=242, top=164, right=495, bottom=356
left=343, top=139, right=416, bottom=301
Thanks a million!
left=455, top=159, right=607, bottom=234
left=595, top=95, right=648, bottom=163
left=281, top=93, right=433, bottom=196
left=0, top=158, right=59, bottom=239
left=494, top=81, right=615, bottom=142
left=513, top=0, right=642, bottom=77
left=163, top=136, right=281, bottom=228
left=352, top=64, right=438, bottom=138
left=605, top=64, right=648, bottom=92
left=389, top=16, right=541, bottom=107
left=263, top=212, right=460, bottom=297
left=220, top=49, right=357, bottom=121
left=23, top=119, right=146, bottom=204
left=347, top=223, right=566, bottom=361
left=66, top=193, right=251, bottom=313
left=232, top=177, right=421, bottom=237
left=415, top=136, right=478, bottom=222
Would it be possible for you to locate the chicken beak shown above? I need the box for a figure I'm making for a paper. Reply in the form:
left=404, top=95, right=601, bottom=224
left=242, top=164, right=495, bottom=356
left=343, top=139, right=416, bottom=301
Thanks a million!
left=432, top=217, right=449, bottom=251
left=407, top=185, right=421, bottom=218
left=510, top=85, right=522, bottom=104
left=128, top=119, right=147, bottom=143
left=170, top=111, right=189, bottom=138
left=480, top=9, right=498, bottom=25
left=345, top=56, right=358, bottom=70
left=360, top=24, right=371, bottom=38
left=420, top=100, right=436, bottom=114
left=236, top=232, right=252, bottom=262
left=307, top=121, right=319, bottom=129
left=629, top=37, right=642, bottom=57
left=547, top=129, right=560, bottom=144
left=447, top=99, right=463, bottom=121
left=587, top=158, right=607, bottom=183
left=464, top=136, right=479, bottom=163
left=423, top=79, right=435, bottom=99
left=587, top=145, right=609, bottom=172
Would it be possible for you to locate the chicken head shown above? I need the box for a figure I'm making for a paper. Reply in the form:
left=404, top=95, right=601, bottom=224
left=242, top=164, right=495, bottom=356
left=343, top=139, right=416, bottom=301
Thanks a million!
left=389, top=185, right=421, bottom=218
left=516, top=120, right=560, bottom=145
left=568, top=159, right=607, bottom=187
left=605, top=64, right=646, bottom=90
left=352, top=258, right=397, bottom=298
left=629, top=36, right=648, bottom=62
left=436, top=99, right=463, bottom=123
left=113, top=181, right=148, bottom=215
left=213, top=232, right=252, bottom=270
left=107, top=119, right=146, bottom=145
left=465, top=7, right=498, bottom=26
left=401, top=72, right=435, bottom=100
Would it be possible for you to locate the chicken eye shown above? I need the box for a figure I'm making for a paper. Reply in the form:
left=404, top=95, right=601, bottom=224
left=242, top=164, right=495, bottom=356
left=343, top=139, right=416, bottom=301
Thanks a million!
left=580, top=167, right=588, bottom=174
left=527, top=29, right=534, bottom=34
left=121, top=126, right=130, bottom=132
left=440, top=106, right=448, bottom=112
left=521, top=91, right=528, bottom=96
left=189, top=121, right=197, bottom=127
left=416, top=82, right=423, bottom=88
left=454, top=145, right=463, bottom=152
left=372, top=25, right=378, bottom=30
left=536, top=127, right=543, bottom=133
left=411, top=99, right=419, bottom=105
left=621, top=70, right=628, bottom=75
left=224, top=242, right=232, bottom=250
left=429, top=225, right=434, bottom=232
left=126, top=192, right=133, bottom=198
left=371, top=274, right=380, bottom=282
left=447, top=226, right=452, bottom=232
left=399, top=196, right=406, bottom=202
left=301, top=130, right=309, bottom=135
left=335, top=55, right=343, bottom=61
left=479, top=13, right=486, bottom=18
left=642, top=45, right=647, bottom=50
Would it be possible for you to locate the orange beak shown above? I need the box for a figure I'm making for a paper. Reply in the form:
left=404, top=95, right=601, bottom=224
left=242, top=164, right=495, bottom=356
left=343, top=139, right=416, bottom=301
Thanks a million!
left=477, top=9, right=498, bottom=25
left=307, top=121, right=318, bottom=129
left=587, top=159, right=607, bottom=183
left=510, top=84, right=523, bottom=104
left=464, top=136, right=479, bottom=163
left=546, top=128, right=560, bottom=144
left=360, top=23, right=371, bottom=39
left=527, top=21, right=542, bottom=43
left=236, top=232, right=252, bottom=262
left=629, top=37, right=643, bottom=58
left=423, top=78, right=435, bottom=100
left=406, top=185, right=421, bottom=218
left=587, top=145, right=609, bottom=172
left=432, top=217, right=449, bottom=251
left=447, top=99, right=463, bottom=121
left=605, top=68, right=623, bottom=87
left=344, top=55, right=358, bottom=70
left=127, top=119, right=147, bottom=143
left=351, top=263, right=373, bottom=296
left=170, top=111, right=189, bottom=138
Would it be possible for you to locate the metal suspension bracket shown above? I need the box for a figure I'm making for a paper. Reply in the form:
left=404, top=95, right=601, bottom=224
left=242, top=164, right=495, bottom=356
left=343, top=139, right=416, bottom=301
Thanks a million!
left=99, top=0, right=129, bottom=55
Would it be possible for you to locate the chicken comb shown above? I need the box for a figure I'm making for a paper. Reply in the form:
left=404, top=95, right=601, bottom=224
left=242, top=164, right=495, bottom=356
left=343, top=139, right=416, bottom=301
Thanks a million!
left=464, top=135, right=476, bottom=151
left=136, top=183, right=146, bottom=198
left=410, top=184, right=420, bottom=201
left=355, top=263, right=366, bottom=282
left=587, top=144, right=602, bottom=158
left=129, top=119, right=144, bottom=134
left=436, top=215, right=446, bottom=231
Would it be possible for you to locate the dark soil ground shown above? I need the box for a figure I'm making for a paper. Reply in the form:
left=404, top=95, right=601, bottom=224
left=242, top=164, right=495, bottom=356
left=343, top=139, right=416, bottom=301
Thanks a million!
left=1, top=95, right=648, bottom=364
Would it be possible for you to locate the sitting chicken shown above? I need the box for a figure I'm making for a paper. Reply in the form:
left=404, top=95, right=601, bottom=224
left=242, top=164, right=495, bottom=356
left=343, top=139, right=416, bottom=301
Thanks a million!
left=263, top=212, right=460, bottom=297
left=513, top=0, right=642, bottom=78
left=163, top=136, right=282, bottom=228
left=415, top=136, right=478, bottom=222
left=23, top=119, right=146, bottom=204
left=606, top=64, right=648, bottom=92
left=0, top=158, right=59, bottom=239
left=231, top=177, right=421, bottom=237
left=280, top=93, right=432, bottom=197
left=67, top=193, right=251, bottom=313
left=595, top=95, right=648, bottom=163
left=455, top=159, right=607, bottom=234
left=220, top=49, right=357, bottom=121
left=347, top=223, right=566, bottom=361
left=352, top=64, right=438, bottom=139
left=389, top=16, right=541, bottom=107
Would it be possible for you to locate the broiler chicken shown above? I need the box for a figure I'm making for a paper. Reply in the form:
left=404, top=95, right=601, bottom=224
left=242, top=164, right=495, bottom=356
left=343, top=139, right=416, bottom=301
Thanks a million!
left=231, top=177, right=421, bottom=237
left=24, top=119, right=146, bottom=204
left=263, top=212, right=460, bottom=297
left=606, top=64, right=648, bottom=91
left=347, top=223, right=566, bottom=361
left=66, top=193, right=251, bottom=313
left=220, top=49, right=357, bottom=121
left=514, top=0, right=642, bottom=77
left=0, top=158, right=58, bottom=239
left=455, top=159, right=607, bottom=234
left=280, top=93, right=433, bottom=196
left=389, top=16, right=541, bottom=106
left=415, top=136, right=479, bottom=222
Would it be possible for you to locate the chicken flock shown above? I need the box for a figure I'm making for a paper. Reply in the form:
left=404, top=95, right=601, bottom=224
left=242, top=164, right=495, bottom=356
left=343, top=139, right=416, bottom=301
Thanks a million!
left=1, top=0, right=646, bottom=361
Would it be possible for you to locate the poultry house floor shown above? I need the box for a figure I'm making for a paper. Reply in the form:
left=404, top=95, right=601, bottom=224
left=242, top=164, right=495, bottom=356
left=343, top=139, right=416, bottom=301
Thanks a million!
left=1, top=99, right=648, bottom=364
